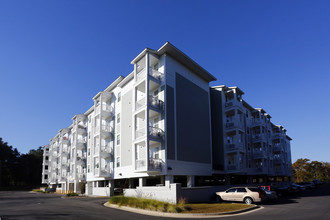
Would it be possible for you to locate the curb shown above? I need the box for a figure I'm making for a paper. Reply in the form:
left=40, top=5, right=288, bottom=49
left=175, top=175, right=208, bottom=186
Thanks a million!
left=104, top=202, right=262, bottom=218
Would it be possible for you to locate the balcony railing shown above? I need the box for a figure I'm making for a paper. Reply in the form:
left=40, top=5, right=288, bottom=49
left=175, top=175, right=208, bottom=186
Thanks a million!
left=102, top=105, right=114, bottom=114
left=148, top=95, right=164, bottom=111
left=100, top=167, right=111, bottom=176
left=274, top=157, right=283, bottom=164
left=135, top=127, right=146, bottom=139
left=252, top=134, right=266, bottom=142
left=135, top=97, right=146, bottom=111
left=273, top=144, right=282, bottom=152
left=135, top=159, right=147, bottom=170
left=225, top=101, right=234, bottom=108
left=226, top=144, right=245, bottom=152
left=149, top=158, right=164, bottom=171
left=101, top=124, right=113, bottom=133
left=148, top=126, right=164, bottom=140
left=136, top=68, right=164, bottom=83
left=253, top=151, right=266, bottom=159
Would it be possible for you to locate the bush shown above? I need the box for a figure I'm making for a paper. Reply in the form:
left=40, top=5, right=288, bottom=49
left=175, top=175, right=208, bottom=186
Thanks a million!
left=108, top=196, right=183, bottom=213
left=66, top=192, right=79, bottom=197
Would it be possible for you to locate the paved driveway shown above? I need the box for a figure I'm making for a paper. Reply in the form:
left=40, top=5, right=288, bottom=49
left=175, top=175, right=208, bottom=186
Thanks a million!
left=0, top=184, right=329, bottom=219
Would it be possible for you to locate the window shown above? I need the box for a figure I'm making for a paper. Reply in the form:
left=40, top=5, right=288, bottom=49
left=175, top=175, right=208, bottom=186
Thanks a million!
left=117, top=135, right=120, bottom=145
left=226, top=188, right=237, bottom=193
left=88, top=148, right=90, bottom=156
left=153, top=63, right=158, bottom=70
left=237, top=188, right=247, bottom=193
left=118, top=92, right=121, bottom=102
left=116, top=157, right=120, bottom=167
left=87, top=165, right=90, bottom=173
left=45, top=165, right=48, bottom=170
left=117, top=113, right=120, bottom=124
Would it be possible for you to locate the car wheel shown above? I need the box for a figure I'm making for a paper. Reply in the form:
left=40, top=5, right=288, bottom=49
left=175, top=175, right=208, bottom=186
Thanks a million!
left=244, top=197, right=253, bottom=205
left=216, top=195, right=222, bottom=203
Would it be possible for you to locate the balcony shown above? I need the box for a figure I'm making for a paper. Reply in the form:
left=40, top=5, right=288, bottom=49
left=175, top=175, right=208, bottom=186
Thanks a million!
left=76, top=139, right=86, bottom=150
left=253, top=151, right=267, bottom=159
left=148, top=95, right=164, bottom=111
left=136, top=67, right=164, bottom=83
left=148, top=126, right=164, bottom=141
left=135, top=127, right=146, bottom=139
left=101, top=125, right=113, bottom=138
left=76, top=157, right=85, bottom=166
left=135, top=97, right=146, bottom=111
left=252, top=134, right=266, bottom=143
left=272, top=133, right=282, bottom=140
left=227, top=164, right=243, bottom=171
left=135, top=159, right=147, bottom=170
left=62, top=138, right=69, bottom=145
left=149, top=158, right=164, bottom=171
left=252, top=118, right=264, bottom=127
left=273, top=144, right=282, bottom=152
left=77, top=173, right=85, bottom=180
left=102, top=105, right=114, bottom=115
left=226, top=144, right=245, bottom=153
left=274, top=157, right=283, bottom=165
left=99, top=167, right=111, bottom=177
left=100, top=147, right=113, bottom=159
left=77, top=128, right=86, bottom=135
left=225, top=101, right=234, bottom=109
left=225, top=121, right=244, bottom=131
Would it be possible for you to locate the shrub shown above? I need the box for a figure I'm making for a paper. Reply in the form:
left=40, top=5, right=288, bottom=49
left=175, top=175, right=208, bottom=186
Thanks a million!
left=66, top=192, right=79, bottom=197
left=108, top=196, right=183, bottom=213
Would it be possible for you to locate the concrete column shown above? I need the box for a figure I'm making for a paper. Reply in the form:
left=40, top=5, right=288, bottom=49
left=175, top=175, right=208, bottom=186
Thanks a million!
left=139, top=177, right=146, bottom=187
left=225, top=174, right=230, bottom=186
left=160, top=175, right=165, bottom=186
left=187, top=175, right=195, bottom=188
left=108, top=179, right=115, bottom=196
left=248, top=176, right=253, bottom=184
left=165, top=175, right=173, bottom=187
left=129, top=178, right=134, bottom=188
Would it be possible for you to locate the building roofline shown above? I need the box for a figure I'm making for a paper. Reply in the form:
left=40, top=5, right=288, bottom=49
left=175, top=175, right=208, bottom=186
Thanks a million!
left=131, top=42, right=217, bottom=82
left=117, top=71, right=134, bottom=88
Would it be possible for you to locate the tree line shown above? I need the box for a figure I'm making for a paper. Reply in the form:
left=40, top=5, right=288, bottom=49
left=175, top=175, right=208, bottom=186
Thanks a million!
left=292, top=158, right=330, bottom=183
left=0, top=137, right=43, bottom=190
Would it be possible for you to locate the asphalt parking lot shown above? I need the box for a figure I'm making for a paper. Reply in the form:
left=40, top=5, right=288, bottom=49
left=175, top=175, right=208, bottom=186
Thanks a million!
left=0, top=184, right=329, bottom=219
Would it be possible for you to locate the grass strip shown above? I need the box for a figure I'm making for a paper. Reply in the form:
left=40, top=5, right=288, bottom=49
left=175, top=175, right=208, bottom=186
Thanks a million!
left=109, top=196, right=253, bottom=213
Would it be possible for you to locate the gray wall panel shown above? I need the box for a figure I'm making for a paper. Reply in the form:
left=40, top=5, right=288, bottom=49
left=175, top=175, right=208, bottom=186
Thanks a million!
left=166, top=86, right=175, bottom=160
left=210, top=89, right=224, bottom=170
left=121, top=90, right=132, bottom=166
left=176, top=73, right=211, bottom=164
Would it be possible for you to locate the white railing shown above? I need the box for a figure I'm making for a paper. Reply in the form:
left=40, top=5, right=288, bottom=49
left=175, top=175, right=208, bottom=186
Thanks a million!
left=135, top=159, right=147, bottom=170
left=135, top=127, right=146, bottom=139
left=135, top=97, right=146, bottom=110
left=102, top=104, right=114, bottom=114
left=102, top=124, right=113, bottom=133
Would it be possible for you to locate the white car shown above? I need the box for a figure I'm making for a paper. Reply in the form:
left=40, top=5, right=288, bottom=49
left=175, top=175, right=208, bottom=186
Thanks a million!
left=216, top=187, right=266, bottom=204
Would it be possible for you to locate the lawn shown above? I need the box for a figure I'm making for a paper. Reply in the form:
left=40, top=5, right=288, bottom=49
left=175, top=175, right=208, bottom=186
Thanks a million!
left=108, top=196, right=254, bottom=214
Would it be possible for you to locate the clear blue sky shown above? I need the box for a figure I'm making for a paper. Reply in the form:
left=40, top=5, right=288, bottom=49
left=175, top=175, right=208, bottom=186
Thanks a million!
left=0, top=0, right=329, bottom=162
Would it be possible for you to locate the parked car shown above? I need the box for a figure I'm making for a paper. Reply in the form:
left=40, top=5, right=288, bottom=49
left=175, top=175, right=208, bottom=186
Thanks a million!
left=298, top=182, right=316, bottom=189
left=291, top=183, right=306, bottom=192
left=272, top=185, right=295, bottom=197
left=313, top=179, right=322, bottom=186
left=258, top=186, right=278, bottom=200
left=216, top=187, right=266, bottom=204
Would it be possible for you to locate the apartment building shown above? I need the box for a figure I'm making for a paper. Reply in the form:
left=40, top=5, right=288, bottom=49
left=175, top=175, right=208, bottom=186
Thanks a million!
left=210, top=86, right=292, bottom=184
left=41, top=42, right=292, bottom=201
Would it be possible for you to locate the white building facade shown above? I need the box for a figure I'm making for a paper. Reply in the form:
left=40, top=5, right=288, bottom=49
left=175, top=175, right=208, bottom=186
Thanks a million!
left=41, top=42, right=292, bottom=201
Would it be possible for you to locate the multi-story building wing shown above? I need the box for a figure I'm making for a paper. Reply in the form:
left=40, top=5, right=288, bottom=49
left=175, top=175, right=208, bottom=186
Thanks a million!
left=42, top=42, right=292, bottom=201
left=210, top=85, right=292, bottom=184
